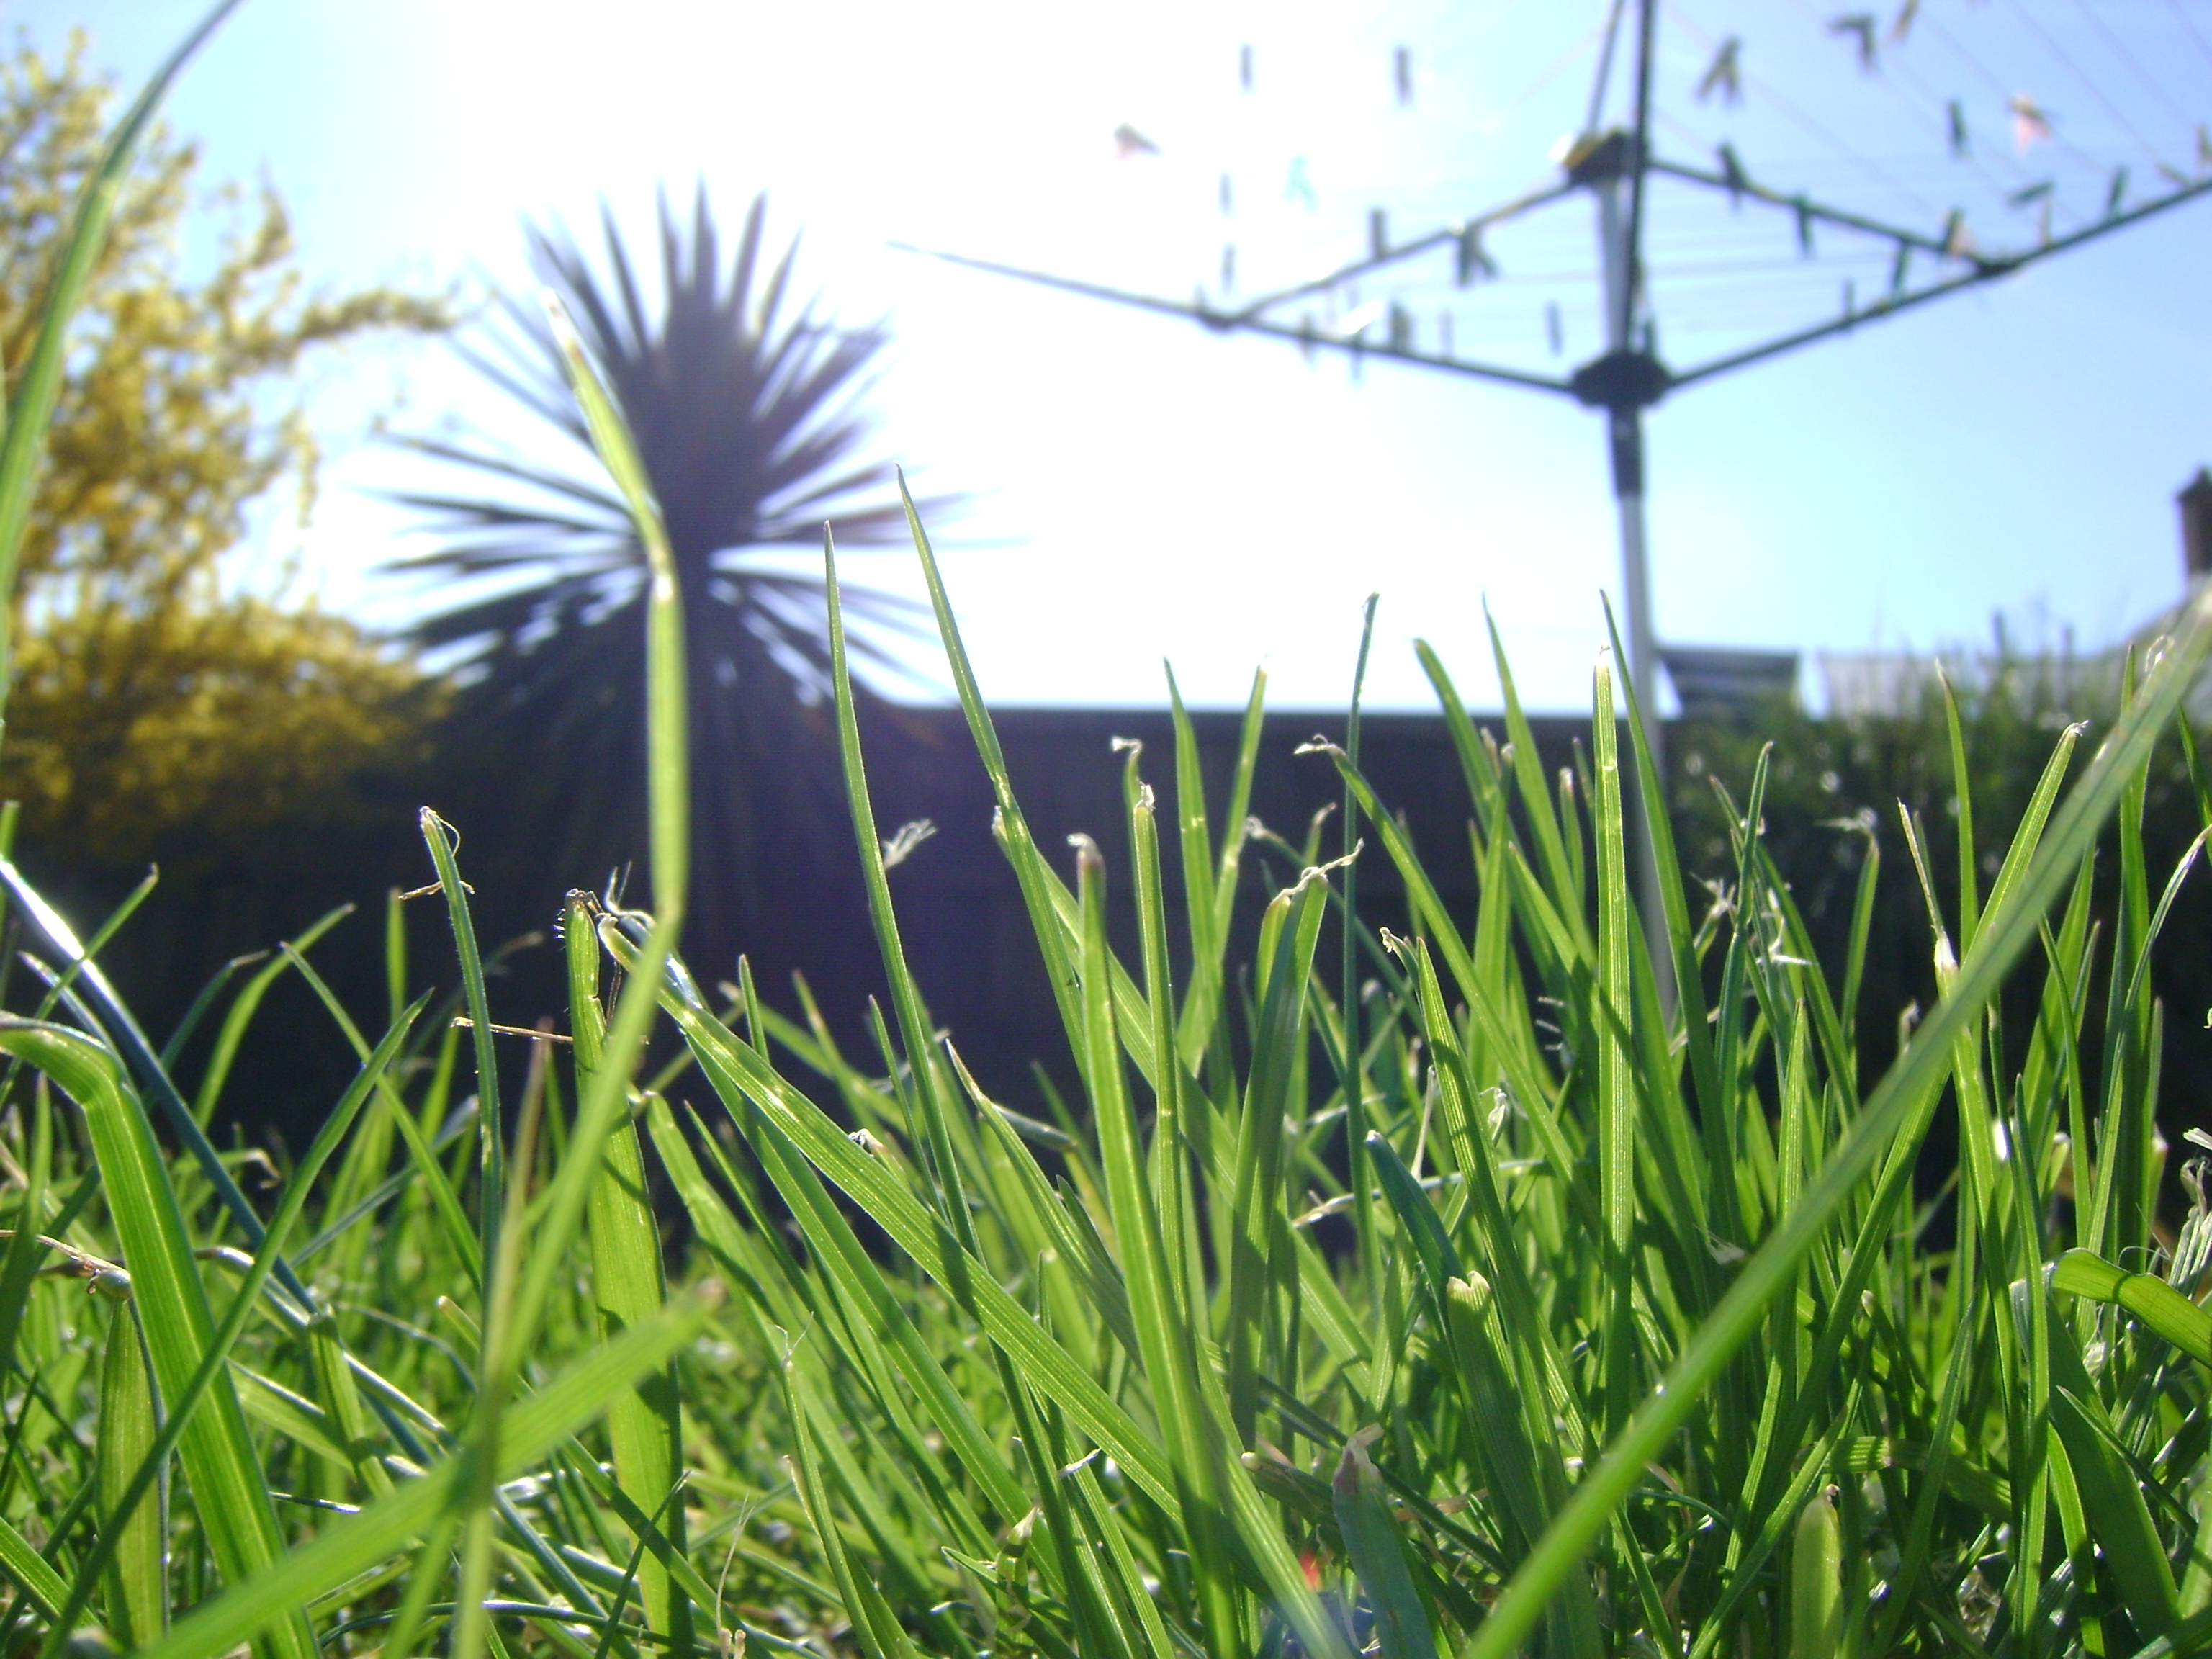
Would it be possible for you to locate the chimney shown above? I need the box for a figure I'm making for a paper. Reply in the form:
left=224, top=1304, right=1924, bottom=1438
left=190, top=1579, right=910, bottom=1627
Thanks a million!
left=2181, top=467, right=2212, bottom=583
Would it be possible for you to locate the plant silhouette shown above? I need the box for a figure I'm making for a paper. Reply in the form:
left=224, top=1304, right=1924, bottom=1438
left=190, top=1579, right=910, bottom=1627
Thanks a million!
left=395, top=186, right=943, bottom=957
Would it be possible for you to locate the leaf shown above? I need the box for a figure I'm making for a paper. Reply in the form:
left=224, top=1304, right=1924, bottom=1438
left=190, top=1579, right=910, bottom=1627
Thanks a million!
left=1460, top=583, right=2212, bottom=1659
left=2054, top=1248, right=2212, bottom=1365
left=96, top=1303, right=164, bottom=1646
left=1332, top=1429, right=1438, bottom=1659
left=138, top=1290, right=721, bottom=1659
left=0, top=1019, right=316, bottom=1659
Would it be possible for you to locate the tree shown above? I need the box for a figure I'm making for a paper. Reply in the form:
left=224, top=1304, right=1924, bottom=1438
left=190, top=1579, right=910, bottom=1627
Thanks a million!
left=395, top=186, right=944, bottom=965
left=0, top=34, right=449, bottom=872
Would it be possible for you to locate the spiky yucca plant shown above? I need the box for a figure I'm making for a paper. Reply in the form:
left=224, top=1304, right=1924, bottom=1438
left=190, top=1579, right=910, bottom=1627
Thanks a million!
left=394, top=186, right=940, bottom=950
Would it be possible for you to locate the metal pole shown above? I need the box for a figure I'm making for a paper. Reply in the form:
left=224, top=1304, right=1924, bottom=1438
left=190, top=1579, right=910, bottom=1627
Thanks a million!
left=1595, top=169, right=1676, bottom=1002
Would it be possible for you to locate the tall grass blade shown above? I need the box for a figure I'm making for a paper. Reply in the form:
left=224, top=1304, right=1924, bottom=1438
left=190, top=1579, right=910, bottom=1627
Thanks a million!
left=0, top=0, right=247, bottom=726
left=1461, top=585, right=2212, bottom=1658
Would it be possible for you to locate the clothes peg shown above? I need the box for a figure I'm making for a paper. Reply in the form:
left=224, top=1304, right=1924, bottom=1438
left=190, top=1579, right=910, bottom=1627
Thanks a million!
left=1941, top=209, right=1974, bottom=258
left=2008, top=179, right=2053, bottom=209
left=1394, top=46, right=1413, bottom=107
left=1717, top=142, right=1750, bottom=207
left=1890, top=0, right=1919, bottom=43
left=1113, top=123, right=1160, bottom=159
left=1388, top=302, right=1412, bottom=353
left=1889, top=238, right=1910, bottom=297
left=1220, top=244, right=1236, bottom=292
left=2008, top=94, right=2051, bottom=153
left=1794, top=196, right=1815, bottom=256
left=1220, top=173, right=1233, bottom=215
left=1370, top=207, right=1388, bottom=261
left=1545, top=302, right=1563, bottom=356
left=1696, top=37, right=1743, bottom=104
left=1829, top=14, right=1878, bottom=72
left=1947, top=100, right=1969, bottom=158
left=1240, top=43, right=1254, bottom=93
left=1285, top=156, right=1317, bottom=210
left=2105, top=166, right=2128, bottom=217
left=1455, top=223, right=1497, bottom=284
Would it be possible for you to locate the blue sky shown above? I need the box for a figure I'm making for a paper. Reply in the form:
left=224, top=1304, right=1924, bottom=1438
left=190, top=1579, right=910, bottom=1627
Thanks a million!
left=20, top=0, right=2212, bottom=710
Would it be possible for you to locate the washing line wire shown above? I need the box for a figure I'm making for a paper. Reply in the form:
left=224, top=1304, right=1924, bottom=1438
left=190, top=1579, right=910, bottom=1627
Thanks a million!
left=1586, top=0, right=1632, bottom=136
left=1915, top=4, right=2124, bottom=185
left=2161, top=0, right=2212, bottom=78
left=2067, top=0, right=2199, bottom=138
left=2000, top=0, right=2172, bottom=171
left=1779, top=0, right=2041, bottom=210
left=1664, top=0, right=1945, bottom=219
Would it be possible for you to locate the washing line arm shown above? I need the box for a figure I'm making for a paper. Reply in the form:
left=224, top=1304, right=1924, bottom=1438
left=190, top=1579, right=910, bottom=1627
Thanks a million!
left=1646, top=156, right=1967, bottom=257
left=888, top=243, right=1578, bottom=396
left=1666, top=171, right=2212, bottom=392
left=1216, top=177, right=1580, bottom=323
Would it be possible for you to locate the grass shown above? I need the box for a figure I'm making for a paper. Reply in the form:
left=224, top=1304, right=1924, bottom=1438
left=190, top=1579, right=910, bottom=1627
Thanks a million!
left=6, top=9, right=2212, bottom=1657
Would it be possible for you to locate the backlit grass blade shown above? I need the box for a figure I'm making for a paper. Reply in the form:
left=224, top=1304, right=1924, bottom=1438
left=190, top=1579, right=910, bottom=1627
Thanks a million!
left=0, top=1020, right=317, bottom=1659
left=190, top=903, right=353, bottom=1125
left=34, top=995, right=425, bottom=1657
left=622, top=943, right=1182, bottom=1515
left=0, top=1511, right=66, bottom=1624
left=2054, top=1249, right=2212, bottom=1365
left=2046, top=1316, right=2180, bottom=1637
left=1588, top=652, right=1638, bottom=1444
left=495, top=289, right=689, bottom=1388
left=1331, top=1430, right=1437, bottom=1659
left=1461, top=584, right=2212, bottom=1659
left=0, top=1092, right=50, bottom=1393
left=1073, top=831, right=1244, bottom=1659
left=1485, top=603, right=1583, bottom=941
left=824, top=534, right=975, bottom=1249
left=96, top=1303, right=163, bottom=1646
left=135, top=1289, right=719, bottom=1659
left=567, top=901, right=689, bottom=1655
left=0, top=0, right=247, bottom=722
left=278, top=944, right=483, bottom=1290
left=1223, top=870, right=1328, bottom=1443
left=420, top=808, right=504, bottom=1268
left=0, top=858, right=323, bottom=1312
left=1600, top=598, right=1718, bottom=1109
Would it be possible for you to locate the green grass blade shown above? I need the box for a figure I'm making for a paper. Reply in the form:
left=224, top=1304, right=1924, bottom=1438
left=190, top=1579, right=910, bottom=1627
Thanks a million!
left=1588, top=651, right=1639, bottom=1443
left=1460, top=585, right=2212, bottom=1659
left=278, top=944, right=483, bottom=1290
left=1072, top=832, right=1245, bottom=1659
left=0, top=0, right=247, bottom=730
left=2054, top=1249, right=2212, bottom=1364
left=498, top=290, right=689, bottom=1377
left=37, top=996, right=424, bottom=1656
left=420, top=809, right=505, bottom=1269
left=191, top=904, right=353, bottom=1125
left=568, top=901, right=689, bottom=1655
left=136, top=1288, right=719, bottom=1659
left=0, top=1020, right=317, bottom=1659
left=0, top=1511, right=66, bottom=1625
left=1332, top=1430, right=1438, bottom=1659
left=96, top=1303, right=164, bottom=1646
left=823, top=534, right=975, bottom=1250
left=1212, top=665, right=1267, bottom=955
left=627, top=947, right=1183, bottom=1516
left=1483, top=605, right=1582, bottom=935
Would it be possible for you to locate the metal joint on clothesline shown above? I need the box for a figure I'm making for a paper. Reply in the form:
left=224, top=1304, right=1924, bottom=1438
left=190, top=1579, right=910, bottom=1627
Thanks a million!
left=1570, top=348, right=1671, bottom=413
left=1563, top=128, right=1640, bottom=189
